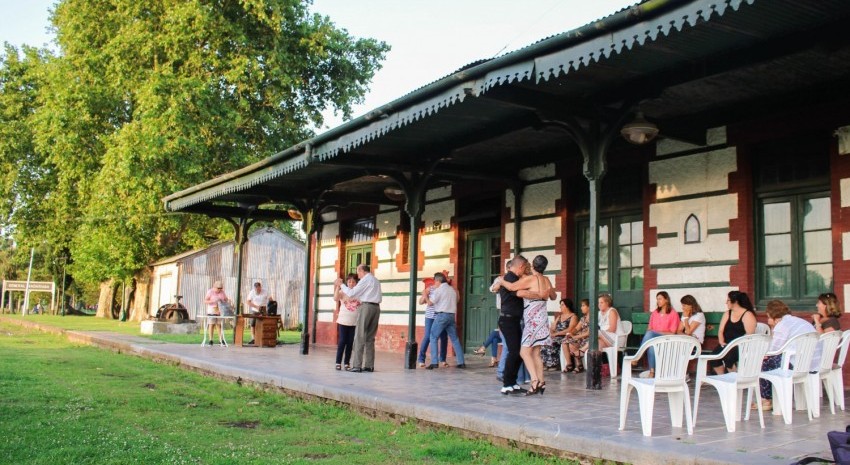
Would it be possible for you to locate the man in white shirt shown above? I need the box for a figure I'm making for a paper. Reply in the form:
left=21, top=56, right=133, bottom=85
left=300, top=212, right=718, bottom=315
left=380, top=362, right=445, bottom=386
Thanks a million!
left=425, top=272, right=466, bottom=369
left=336, top=264, right=382, bottom=373
left=246, top=282, right=270, bottom=345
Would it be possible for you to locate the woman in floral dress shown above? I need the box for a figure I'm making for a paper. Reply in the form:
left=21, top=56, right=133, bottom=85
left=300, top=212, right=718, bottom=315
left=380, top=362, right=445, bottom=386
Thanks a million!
left=541, top=298, right=578, bottom=370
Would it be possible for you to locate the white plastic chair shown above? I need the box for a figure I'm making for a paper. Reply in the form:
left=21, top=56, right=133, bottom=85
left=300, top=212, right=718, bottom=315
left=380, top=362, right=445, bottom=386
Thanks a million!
left=809, top=330, right=843, bottom=416
left=619, top=335, right=700, bottom=436
left=756, top=322, right=771, bottom=335
left=828, top=331, right=850, bottom=412
left=693, top=334, right=771, bottom=432
left=576, top=320, right=632, bottom=377
left=759, top=332, right=819, bottom=424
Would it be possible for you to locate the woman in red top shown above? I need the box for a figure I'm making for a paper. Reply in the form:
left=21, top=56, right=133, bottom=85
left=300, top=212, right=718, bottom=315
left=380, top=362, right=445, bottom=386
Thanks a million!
left=632, top=291, right=681, bottom=378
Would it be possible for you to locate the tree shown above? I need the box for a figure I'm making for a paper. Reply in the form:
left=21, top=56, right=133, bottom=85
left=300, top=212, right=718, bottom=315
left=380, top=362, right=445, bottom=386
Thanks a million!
left=0, top=0, right=388, bottom=316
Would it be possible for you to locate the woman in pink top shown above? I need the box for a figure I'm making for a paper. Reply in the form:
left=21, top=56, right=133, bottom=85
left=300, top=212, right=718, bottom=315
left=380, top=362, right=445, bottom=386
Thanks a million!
left=633, top=291, right=681, bottom=378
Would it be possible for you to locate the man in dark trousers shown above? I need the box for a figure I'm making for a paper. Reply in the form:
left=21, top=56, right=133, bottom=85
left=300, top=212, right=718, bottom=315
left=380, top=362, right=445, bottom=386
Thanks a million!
left=498, top=255, right=528, bottom=394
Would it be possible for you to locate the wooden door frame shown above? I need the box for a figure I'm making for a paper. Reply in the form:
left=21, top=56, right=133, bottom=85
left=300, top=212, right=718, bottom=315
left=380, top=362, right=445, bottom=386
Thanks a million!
left=462, top=227, right=500, bottom=349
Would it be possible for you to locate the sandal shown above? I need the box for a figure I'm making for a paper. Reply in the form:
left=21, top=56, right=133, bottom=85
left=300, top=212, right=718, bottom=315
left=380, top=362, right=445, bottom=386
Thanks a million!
left=488, top=358, right=498, bottom=367
left=473, top=346, right=486, bottom=356
left=572, top=364, right=585, bottom=374
left=440, top=362, right=449, bottom=368
left=344, top=364, right=351, bottom=371
left=335, top=364, right=342, bottom=371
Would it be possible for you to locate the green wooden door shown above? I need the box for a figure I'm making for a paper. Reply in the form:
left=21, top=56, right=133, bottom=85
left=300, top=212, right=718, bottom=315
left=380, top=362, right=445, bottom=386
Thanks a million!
left=345, top=245, right=372, bottom=276
left=577, top=216, right=644, bottom=322
left=464, top=229, right=501, bottom=353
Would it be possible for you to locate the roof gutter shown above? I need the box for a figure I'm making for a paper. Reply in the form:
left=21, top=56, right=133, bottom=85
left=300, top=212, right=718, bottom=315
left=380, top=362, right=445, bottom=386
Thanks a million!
left=163, top=0, right=693, bottom=205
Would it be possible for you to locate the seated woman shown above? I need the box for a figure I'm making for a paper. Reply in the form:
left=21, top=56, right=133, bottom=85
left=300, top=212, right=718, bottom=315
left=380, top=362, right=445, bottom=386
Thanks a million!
left=677, top=294, right=706, bottom=345
left=709, top=290, right=757, bottom=375
left=596, top=293, right=623, bottom=351
left=757, top=299, right=818, bottom=410
left=540, top=298, right=578, bottom=371
left=632, top=291, right=681, bottom=378
left=812, top=292, right=842, bottom=334
left=473, top=328, right=501, bottom=367
left=565, top=299, right=590, bottom=373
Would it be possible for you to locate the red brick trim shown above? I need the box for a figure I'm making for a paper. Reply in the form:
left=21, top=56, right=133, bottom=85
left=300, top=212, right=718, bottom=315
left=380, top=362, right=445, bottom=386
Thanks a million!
left=830, top=137, right=850, bottom=306
left=727, top=146, right=754, bottom=295
left=643, top=177, right=659, bottom=311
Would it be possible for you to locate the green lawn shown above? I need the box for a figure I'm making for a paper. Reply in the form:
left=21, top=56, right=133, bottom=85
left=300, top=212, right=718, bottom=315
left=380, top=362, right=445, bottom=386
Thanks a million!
left=1, top=314, right=301, bottom=345
left=0, top=322, right=576, bottom=465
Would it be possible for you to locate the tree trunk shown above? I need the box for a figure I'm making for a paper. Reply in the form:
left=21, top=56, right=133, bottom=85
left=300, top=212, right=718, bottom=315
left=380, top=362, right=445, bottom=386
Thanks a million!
left=95, top=279, right=116, bottom=319
left=129, top=268, right=151, bottom=322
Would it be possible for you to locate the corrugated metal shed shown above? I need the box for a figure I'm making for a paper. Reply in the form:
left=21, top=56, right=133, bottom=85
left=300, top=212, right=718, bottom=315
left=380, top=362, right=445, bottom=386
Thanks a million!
left=149, top=227, right=305, bottom=328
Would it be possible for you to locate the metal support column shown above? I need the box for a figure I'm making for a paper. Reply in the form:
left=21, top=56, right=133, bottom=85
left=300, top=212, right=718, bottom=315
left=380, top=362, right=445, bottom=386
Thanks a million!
left=224, top=206, right=257, bottom=345
left=403, top=188, right=425, bottom=369
left=539, top=107, right=632, bottom=389
left=300, top=207, right=317, bottom=355
left=311, top=222, right=323, bottom=343
left=399, top=161, right=440, bottom=369
left=510, top=183, right=523, bottom=256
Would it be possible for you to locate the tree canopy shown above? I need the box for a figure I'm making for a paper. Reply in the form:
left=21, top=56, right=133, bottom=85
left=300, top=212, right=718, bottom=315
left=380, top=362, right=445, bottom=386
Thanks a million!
left=0, top=0, right=388, bottom=295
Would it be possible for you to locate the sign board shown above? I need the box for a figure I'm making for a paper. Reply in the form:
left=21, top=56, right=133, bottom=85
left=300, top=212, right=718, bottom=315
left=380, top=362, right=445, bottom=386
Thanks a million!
left=3, top=281, right=54, bottom=292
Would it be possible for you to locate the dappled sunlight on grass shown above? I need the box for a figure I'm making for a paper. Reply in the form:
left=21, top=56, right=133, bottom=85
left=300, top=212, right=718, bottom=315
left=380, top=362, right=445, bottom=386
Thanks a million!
left=1, top=314, right=301, bottom=344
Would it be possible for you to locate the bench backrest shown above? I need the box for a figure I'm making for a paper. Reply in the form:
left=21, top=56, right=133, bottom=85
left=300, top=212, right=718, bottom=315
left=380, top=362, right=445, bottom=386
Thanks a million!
left=628, top=310, right=724, bottom=337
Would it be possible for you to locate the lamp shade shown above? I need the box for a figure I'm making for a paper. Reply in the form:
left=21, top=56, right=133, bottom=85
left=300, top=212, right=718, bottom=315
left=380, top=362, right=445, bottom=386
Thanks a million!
left=620, top=112, right=659, bottom=145
left=384, top=187, right=406, bottom=202
left=287, top=208, right=303, bottom=221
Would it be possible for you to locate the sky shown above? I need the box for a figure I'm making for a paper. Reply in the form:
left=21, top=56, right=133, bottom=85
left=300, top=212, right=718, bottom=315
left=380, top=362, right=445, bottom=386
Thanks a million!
left=0, top=0, right=636, bottom=131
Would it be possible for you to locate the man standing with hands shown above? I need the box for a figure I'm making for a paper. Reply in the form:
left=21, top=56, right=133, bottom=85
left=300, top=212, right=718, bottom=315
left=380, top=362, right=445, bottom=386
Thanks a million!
left=336, top=264, right=382, bottom=373
left=497, top=256, right=527, bottom=394
left=425, top=272, right=465, bottom=369
left=245, top=281, right=269, bottom=345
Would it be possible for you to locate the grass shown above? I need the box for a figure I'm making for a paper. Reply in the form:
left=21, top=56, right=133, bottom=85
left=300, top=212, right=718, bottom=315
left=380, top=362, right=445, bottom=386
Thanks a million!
left=0, top=314, right=301, bottom=345
left=0, top=321, right=579, bottom=465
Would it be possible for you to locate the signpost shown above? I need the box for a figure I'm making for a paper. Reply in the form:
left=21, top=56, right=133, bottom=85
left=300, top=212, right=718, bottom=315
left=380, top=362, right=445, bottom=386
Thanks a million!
left=1, top=280, right=56, bottom=314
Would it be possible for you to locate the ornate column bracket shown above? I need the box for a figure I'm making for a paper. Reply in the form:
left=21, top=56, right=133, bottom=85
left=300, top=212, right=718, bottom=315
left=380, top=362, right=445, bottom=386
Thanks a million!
left=292, top=197, right=323, bottom=355
left=538, top=104, right=634, bottom=389
left=384, top=158, right=444, bottom=369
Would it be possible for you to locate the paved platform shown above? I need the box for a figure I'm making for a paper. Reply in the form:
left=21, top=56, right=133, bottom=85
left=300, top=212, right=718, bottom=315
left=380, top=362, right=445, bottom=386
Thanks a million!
left=11, top=319, right=848, bottom=465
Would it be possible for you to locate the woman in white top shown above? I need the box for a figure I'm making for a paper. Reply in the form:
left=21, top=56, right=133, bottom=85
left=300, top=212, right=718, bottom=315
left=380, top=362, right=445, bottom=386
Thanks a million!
left=333, top=274, right=360, bottom=370
left=758, top=299, right=817, bottom=410
left=596, top=293, right=623, bottom=350
left=677, top=294, right=706, bottom=345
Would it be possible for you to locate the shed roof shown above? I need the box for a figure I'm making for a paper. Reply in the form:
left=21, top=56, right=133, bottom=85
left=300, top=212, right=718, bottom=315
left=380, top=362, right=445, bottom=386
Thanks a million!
left=150, top=227, right=304, bottom=266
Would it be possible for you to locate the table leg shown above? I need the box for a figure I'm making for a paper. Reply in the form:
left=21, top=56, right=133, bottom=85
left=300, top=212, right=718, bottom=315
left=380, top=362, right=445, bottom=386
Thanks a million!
left=200, top=316, right=209, bottom=347
left=219, top=317, right=228, bottom=347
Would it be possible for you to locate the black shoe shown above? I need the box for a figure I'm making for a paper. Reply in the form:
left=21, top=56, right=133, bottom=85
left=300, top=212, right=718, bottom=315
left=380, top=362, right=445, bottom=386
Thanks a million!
left=425, top=364, right=439, bottom=370
left=363, top=367, right=374, bottom=372
left=247, top=339, right=255, bottom=345
left=510, top=385, right=527, bottom=394
left=456, top=364, right=466, bottom=369
left=350, top=367, right=363, bottom=373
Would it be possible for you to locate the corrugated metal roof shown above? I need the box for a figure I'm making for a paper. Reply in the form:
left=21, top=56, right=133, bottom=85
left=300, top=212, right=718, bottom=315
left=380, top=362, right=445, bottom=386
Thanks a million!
left=163, top=0, right=850, bottom=212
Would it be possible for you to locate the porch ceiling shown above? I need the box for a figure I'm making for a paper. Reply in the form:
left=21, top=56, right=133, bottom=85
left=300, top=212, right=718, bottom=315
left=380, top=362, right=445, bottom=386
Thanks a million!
left=163, top=0, right=850, bottom=217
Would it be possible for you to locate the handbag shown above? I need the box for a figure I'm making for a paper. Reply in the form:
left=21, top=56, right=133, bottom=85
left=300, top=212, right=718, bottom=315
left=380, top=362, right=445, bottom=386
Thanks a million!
left=791, top=426, right=850, bottom=465
left=218, top=301, right=235, bottom=317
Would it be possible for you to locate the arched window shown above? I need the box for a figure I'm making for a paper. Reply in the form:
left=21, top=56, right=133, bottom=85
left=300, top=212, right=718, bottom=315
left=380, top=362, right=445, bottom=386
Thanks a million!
left=684, top=214, right=701, bottom=244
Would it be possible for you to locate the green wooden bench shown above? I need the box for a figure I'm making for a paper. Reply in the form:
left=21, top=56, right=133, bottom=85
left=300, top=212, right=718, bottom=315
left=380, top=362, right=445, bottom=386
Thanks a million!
left=626, top=311, right=724, bottom=353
